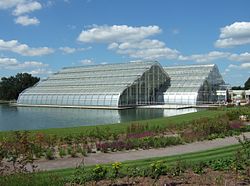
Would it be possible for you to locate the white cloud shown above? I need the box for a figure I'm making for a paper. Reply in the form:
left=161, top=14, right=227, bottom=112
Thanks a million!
left=15, top=15, right=40, bottom=26
left=215, top=22, right=250, bottom=48
left=0, top=39, right=54, bottom=56
left=77, top=25, right=181, bottom=60
left=77, top=25, right=161, bottom=43
left=241, top=63, right=250, bottom=69
left=59, top=46, right=92, bottom=54
left=0, top=57, right=48, bottom=70
left=178, top=51, right=230, bottom=63
left=45, top=1, right=54, bottom=8
left=0, top=0, right=42, bottom=26
left=0, top=57, right=18, bottom=66
left=109, top=39, right=179, bottom=60
left=29, top=68, right=53, bottom=75
left=229, top=52, right=250, bottom=62
left=18, top=61, right=48, bottom=69
left=172, top=29, right=180, bottom=35
left=80, top=59, right=94, bottom=65
left=59, top=47, right=76, bottom=54
left=228, top=63, right=250, bottom=69
left=13, top=1, right=41, bottom=16
left=0, top=0, right=25, bottom=9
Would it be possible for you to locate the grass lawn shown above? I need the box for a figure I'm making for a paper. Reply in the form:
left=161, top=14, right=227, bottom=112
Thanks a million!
left=0, top=108, right=225, bottom=140
left=0, top=144, right=241, bottom=186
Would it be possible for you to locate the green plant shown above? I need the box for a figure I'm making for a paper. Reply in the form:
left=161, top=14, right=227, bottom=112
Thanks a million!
left=92, top=164, right=107, bottom=183
left=209, top=158, right=233, bottom=171
left=67, top=145, right=77, bottom=158
left=149, top=160, right=167, bottom=180
left=192, top=162, right=207, bottom=174
left=111, top=162, right=122, bottom=178
left=68, top=164, right=91, bottom=185
left=58, top=146, right=67, bottom=158
left=45, top=148, right=55, bottom=160
left=168, top=160, right=187, bottom=176
left=238, top=135, right=250, bottom=160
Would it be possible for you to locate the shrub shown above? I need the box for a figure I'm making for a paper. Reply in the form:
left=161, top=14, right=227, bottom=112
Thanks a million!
left=58, top=146, right=67, bottom=158
left=111, top=162, right=122, bottom=178
left=92, top=164, right=107, bottom=183
left=67, top=145, right=77, bottom=158
left=45, top=148, right=55, bottom=160
left=149, top=160, right=167, bottom=180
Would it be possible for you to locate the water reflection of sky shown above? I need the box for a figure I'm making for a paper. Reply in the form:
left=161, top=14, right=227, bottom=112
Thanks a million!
left=0, top=105, right=199, bottom=131
left=163, top=108, right=199, bottom=117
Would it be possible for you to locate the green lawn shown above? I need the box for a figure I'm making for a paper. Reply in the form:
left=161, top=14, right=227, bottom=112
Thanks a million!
left=0, top=144, right=241, bottom=186
left=0, top=108, right=225, bottom=140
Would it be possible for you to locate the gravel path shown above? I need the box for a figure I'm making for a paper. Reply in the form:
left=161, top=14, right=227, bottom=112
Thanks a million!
left=35, top=132, right=250, bottom=171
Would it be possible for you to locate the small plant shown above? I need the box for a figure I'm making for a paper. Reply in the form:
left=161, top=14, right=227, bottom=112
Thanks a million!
left=58, top=146, right=67, bottom=158
left=169, top=160, right=187, bottom=176
left=68, top=163, right=91, bottom=185
left=67, top=145, right=77, bottom=158
left=209, top=158, right=233, bottom=171
left=92, top=164, right=107, bottom=184
left=111, top=162, right=122, bottom=178
left=45, top=148, right=55, bottom=160
left=192, top=162, right=207, bottom=174
left=149, top=160, right=167, bottom=183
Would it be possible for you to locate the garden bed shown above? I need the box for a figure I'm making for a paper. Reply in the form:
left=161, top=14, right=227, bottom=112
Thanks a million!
left=0, top=106, right=249, bottom=177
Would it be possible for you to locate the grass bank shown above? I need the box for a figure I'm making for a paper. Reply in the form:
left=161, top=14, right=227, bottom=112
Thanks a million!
left=0, top=144, right=242, bottom=186
left=0, top=108, right=225, bottom=139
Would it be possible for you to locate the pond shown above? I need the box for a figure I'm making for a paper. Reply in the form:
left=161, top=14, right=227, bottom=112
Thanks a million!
left=0, top=104, right=200, bottom=131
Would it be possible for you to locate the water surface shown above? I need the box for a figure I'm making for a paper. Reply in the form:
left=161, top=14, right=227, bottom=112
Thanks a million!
left=0, top=104, right=199, bottom=131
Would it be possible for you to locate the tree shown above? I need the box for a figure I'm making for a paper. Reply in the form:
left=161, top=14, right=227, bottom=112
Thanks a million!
left=231, top=86, right=244, bottom=90
left=0, top=73, right=39, bottom=101
left=244, top=77, right=250, bottom=90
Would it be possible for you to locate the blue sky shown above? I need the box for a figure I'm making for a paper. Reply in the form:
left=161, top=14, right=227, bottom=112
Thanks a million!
left=0, top=0, right=250, bottom=86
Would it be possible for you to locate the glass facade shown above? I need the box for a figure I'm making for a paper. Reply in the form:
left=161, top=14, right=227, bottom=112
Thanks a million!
left=17, top=61, right=169, bottom=108
left=162, top=64, right=225, bottom=105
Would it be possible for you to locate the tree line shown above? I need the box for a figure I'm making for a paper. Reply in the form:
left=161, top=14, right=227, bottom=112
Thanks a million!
left=231, top=77, right=250, bottom=90
left=0, top=73, right=39, bottom=101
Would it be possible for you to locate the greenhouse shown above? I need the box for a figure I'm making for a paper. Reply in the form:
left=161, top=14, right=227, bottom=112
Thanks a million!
left=17, top=61, right=169, bottom=108
left=161, top=64, right=225, bottom=105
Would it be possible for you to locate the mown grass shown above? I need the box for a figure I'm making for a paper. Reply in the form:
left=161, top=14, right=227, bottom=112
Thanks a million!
left=0, top=144, right=241, bottom=186
left=0, top=109, right=225, bottom=140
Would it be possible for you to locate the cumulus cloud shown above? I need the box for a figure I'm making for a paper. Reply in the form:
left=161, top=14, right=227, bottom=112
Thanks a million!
left=17, top=61, right=48, bottom=69
left=15, top=15, right=40, bottom=26
left=0, top=0, right=25, bottom=9
left=228, top=63, right=250, bottom=69
left=0, top=57, right=48, bottom=70
left=0, top=57, right=18, bottom=66
left=77, top=25, right=161, bottom=43
left=0, top=0, right=42, bottom=26
left=29, top=68, right=53, bottom=75
left=80, top=59, right=94, bottom=65
left=109, top=39, right=179, bottom=60
left=215, top=22, right=250, bottom=48
left=59, top=46, right=92, bottom=54
left=178, top=51, right=230, bottom=63
left=78, top=25, right=180, bottom=60
left=13, top=1, right=41, bottom=16
left=0, top=39, right=54, bottom=56
left=229, top=52, right=250, bottom=62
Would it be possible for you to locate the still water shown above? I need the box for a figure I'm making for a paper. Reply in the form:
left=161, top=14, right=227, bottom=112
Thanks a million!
left=0, top=104, right=200, bottom=131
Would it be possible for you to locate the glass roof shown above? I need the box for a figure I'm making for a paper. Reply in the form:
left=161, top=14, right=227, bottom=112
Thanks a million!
left=24, top=61, right=163, bottom=94
left=164, top=64, right=224, bottom=93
